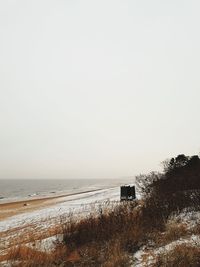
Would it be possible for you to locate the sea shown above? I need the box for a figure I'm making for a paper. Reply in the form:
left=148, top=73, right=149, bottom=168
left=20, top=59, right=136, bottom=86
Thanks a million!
left=0, top=178, right=134, bottom=203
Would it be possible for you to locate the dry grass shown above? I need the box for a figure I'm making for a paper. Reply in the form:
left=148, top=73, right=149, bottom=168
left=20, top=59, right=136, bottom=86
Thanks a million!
left=5, top=242, right=80, bottom=266
left=3, top=196, right=199, bottom=267
left=62, top=202, right=140, bottom=249
left=164, top=222, right=188, bottom=242
left=2, top=201, right=142, bottom=267
left=153, top=244, right=200, bottom=267
left=6, top=246, right=53, bottom=267
left=192, top=222, right=200, bottom=236
left=149, top=221, right=189, bottom=247
left=60, top=201, right=140, bottom=266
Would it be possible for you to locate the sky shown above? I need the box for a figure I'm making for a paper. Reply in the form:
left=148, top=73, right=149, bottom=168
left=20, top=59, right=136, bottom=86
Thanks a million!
left=0, top=0, right=200, bottom=179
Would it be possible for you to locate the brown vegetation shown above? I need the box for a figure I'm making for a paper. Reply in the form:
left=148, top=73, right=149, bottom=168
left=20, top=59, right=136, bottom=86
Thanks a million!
left=6, top=201, right=141, bottom=266
left=2, top=153, right=200, bottom=266
left=154, top=244, right=200, bottom=267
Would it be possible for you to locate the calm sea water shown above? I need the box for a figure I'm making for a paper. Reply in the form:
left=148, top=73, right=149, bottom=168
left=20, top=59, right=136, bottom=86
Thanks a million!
left=0, top=178, right=132, bottom=202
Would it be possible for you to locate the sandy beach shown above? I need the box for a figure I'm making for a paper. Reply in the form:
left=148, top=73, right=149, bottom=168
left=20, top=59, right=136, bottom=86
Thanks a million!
left=0, top=186, right=120, bottom=258
left=0, top=188, right=106, bottom=220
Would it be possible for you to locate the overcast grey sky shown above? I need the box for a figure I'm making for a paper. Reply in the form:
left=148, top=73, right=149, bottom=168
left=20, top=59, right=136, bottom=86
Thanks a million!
left=0, top=0, right=200, bottom=179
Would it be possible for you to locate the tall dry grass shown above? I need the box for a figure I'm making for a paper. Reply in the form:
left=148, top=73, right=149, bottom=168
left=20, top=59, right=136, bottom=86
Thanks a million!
left=4, top=200, right=142, bottom=267
left=154, top=244, right=200, bottom=267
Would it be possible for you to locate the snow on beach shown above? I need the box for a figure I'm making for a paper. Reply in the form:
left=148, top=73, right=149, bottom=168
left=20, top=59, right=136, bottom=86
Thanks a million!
left=0, top=187, right=120, bottom=232
left=0, top=187, right=120, bottom=233
left=0, top=183, right=139, bottom=262
left=0, top=186, right=124, bottom=258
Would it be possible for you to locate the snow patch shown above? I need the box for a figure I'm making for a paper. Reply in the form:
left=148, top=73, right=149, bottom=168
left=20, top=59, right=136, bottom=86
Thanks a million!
left=27, top=234, right=63, bottom=252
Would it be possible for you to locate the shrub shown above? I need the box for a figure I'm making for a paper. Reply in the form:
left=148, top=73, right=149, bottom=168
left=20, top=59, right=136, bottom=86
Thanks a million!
left=136, top=154, right=200, bottom=230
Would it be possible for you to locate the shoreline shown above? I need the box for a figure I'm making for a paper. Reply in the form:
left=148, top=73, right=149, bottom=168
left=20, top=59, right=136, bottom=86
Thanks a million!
left=0, top=187, right=104, bottom=205
left=0, top=187, right=116, bottom=221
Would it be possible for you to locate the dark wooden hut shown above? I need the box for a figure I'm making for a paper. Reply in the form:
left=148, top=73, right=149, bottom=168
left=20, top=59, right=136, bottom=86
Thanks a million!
left=120, top=185, right=136, bottom=201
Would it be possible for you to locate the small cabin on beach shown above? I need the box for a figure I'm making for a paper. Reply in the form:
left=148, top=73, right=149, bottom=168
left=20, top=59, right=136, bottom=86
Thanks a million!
left=120, top=185, right=136, bottom=201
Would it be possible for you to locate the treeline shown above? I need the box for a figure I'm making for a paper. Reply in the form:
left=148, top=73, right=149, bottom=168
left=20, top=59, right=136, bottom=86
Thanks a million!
left=137, top=154, right=200, bottom=229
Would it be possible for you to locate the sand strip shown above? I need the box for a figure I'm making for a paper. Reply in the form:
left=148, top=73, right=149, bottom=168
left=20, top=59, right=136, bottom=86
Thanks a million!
left=0, top=188, right=103, bottom=220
